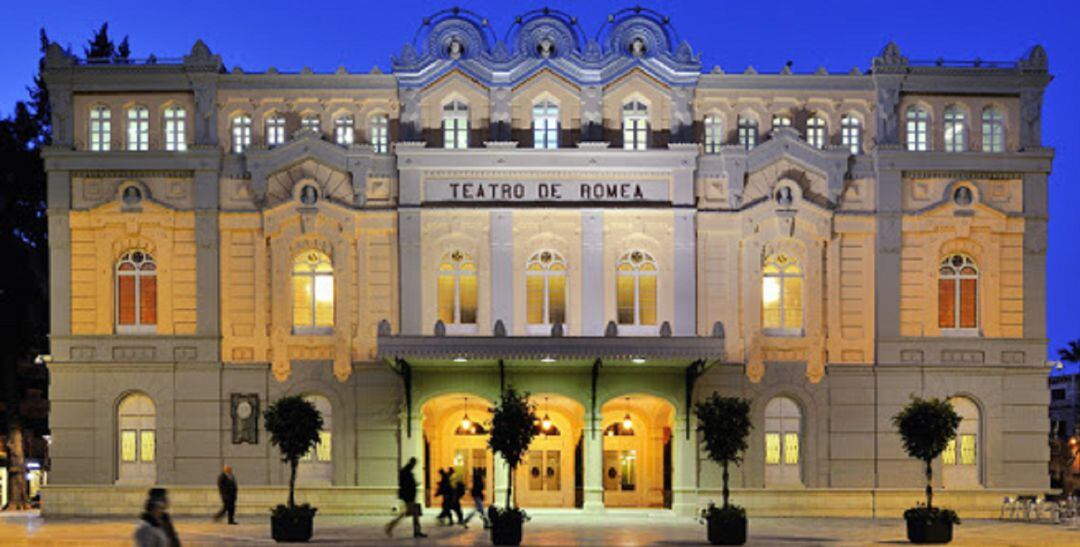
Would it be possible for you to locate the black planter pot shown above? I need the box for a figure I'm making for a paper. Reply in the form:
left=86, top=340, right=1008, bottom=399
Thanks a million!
left=905, top=519, right=953, bottom=544
left=707, top=515, right=747, bottom=545
left=271, top=513, right=314, bottom=543
left=490, top=515, right=524, bottom=546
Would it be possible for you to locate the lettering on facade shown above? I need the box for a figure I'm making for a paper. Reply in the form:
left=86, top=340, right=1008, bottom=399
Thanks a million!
left=426, top=179, right=667, bottom=204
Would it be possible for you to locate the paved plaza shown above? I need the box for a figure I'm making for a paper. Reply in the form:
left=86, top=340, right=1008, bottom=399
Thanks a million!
left=2, top=510, right=1079, bottom=545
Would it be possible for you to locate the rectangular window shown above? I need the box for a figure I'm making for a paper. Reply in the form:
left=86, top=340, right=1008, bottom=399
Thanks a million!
left=139, top=430, right=155, bottom=462
left=548, top=274, right=566, bottom=325
left=292, top=275, right=313, bottom=328
left=783, top=277, right=803, bottom=330
left=784, top=433, right=799, bottom=465
left=938, top=278, right=956, bottom=328
left=90, top=107, right=111, bottom=151
left=127, top=108, right=149, bottom=151
left=437, top=269, right=456, bottom=325
left=738, top=118, right=758, bottom=150
left=765, top=433, right=781, bottom=464
left=370, top=116, right=389, bottom=154
left=335, top=116, right=355, bottom=146
left=316, top=431, right=332, bottom=462
left=942, top=439, right=956, bottom=465
left=638, top=274, right=657, bottom=325
left=139, top=276, right=157, bottom=326
left=619, top=450, right=636, bottom=491
left=623, top=119, right=647, bottom=151
left=762, top=277, right=781, bottom=329
left=232, top=117, right=252, bottom=154
left=301, top=116, right=320, bottom=133
left=526, top=274, right=544, bottom=325
left=266, top=117, right=286, bottom=147
left=121, top=429, right=138, bottom=462
left=545, top=450, right=561, bottom=491
left=704, top=116, right=723, bottom=154
left=841, top=118, right=861, bottom=154
left=959, top=434, right=976, bottom=465
left=458, top=273, right=477, bottom=324
left=164, top=108, right=187, bottom=151
left=313, top=275, right=334, bottom=327
left=959, top=278, right=977, bottom=329
left=118, top=276, right=137, bottom=325
left=616, top=273, right=635, bottom=325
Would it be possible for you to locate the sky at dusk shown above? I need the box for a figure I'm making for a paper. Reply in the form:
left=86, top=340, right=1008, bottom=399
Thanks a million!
left=1, top=0, right=1077, bottom=364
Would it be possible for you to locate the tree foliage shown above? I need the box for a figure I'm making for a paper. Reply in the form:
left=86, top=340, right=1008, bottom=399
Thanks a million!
left=892, top=397, right=961, bottom=509
left=487, top=387, right=538, bottom=508
left=1059, top=340, right=1080, bottom=364
left=264, top=396, right=323, bottom=508
left=84, top=23, right=130, bottom=61
left=694, top=393, right=752, bottom=508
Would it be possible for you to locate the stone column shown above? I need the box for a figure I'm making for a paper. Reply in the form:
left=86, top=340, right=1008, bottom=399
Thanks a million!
left=874, top=167, right=902, bottom=340
left=582, top=413, right=604, bottom=511
left=581, top=210, right=605, bottom=335
left=490, top=210, right=514, bottom=333
left=671, top=415, right=699, bottom=517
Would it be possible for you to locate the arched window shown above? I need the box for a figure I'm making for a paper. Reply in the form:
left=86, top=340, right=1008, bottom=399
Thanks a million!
left=905, top=106, right=929, bottom=151
left=369, top=114, right=389, bottom=154
left=943, top=397, right=980, bottom=487
left=126, top=106, right=149, bottom=151
left=765, top=397, right=802, bottom=487
left=116, top=250, right=157, bottom=332
left=301, top=115, right=320, bottom=133
left=438, top=250, right=477, bottom=327
left=938, top=254, right=978, bottom=331
left=771, top=114, right=792, bottom=130
left=334, top=115, right=355, bottom=146
left=266, top=115, right=286, bottom=147
left=738, top=115, right=758, bottom=150
left=117, top=393, right=156, bottom=484
left=616, top=250, right=657, bottom=327
left=292, top=250, right=334, bottom=333
left=443, top=101, right=470, bottom=149
left=841, top=115, right=861, bottom=154
left=762, top=253, right=803, bottom=334
left=944, top=106, right=967, bottom=152
left=533, top=101, right=559, bottom=149
left=89, top=105, right=112, bottom=151
left=231, top=115, right=252, bottom=153
left=163, top=106, right=187, bottom=152
left=298, top=395, right=333, bottom=484
left=622, top=100, right=649, bottom=151
left=981, top=107, right=1005, bottom=152
left=703, top=115, right=723, bottom=154
left=806, top=116, right=826, bottom=149
left=526, top=250, right=566, bottom=331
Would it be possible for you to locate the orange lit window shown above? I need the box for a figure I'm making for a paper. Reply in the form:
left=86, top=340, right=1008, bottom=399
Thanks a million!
left=938, top=254, right=978, bottom=331
left=292, top=250, right=334, bottom=333
left=116, top=251, right=157, bottom=332
left=616, top=250, right=657, bottom=326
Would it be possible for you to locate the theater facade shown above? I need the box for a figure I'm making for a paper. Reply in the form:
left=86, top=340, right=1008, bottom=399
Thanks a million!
left=40, top=7, right=1054, bottom=517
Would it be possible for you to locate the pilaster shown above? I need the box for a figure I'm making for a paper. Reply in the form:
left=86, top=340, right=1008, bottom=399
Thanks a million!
left=399, top=210, right=423, bottom=335
left=47, top=170, right=72, bottom=338
left=581, top=210, right=605, bottom=335
left=673, top=209, right=696, bottom=335
left=874, top=166, right=903, bottom=341
left=490, top=210, right=514, bottom=333
left=671, top=417, right=698, bottom=516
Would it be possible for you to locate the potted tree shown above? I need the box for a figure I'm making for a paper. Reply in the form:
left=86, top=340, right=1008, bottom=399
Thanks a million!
left=694, top=393, right=752, bottom=545
left=892, top=397, right=962, bottom=544
left=486, top=387, right=538, bottom=546
left=264, top=395, right=323, bottom=543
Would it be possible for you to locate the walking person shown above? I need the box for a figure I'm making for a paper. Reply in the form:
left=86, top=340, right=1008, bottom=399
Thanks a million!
left=435, top=467, right=454, bottom=525
left=134, top=487, right=181, bottom=547
left=385, top=457, right=427, bottom=538
left=451, top=479, right=466, bottom=526
left=462, top=469, right=490, bottom=529
left=213, top=465, right=238, bottom=524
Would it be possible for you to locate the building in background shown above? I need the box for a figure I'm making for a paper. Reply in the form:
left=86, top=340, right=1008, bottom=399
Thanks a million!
left=39, top=7, right=1053, bottom=517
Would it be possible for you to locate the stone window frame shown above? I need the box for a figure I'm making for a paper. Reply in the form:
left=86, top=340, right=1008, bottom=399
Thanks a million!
left=524, top=249, right=567, bottom=334
left=621, top=99, right=649, bottom=151
left=126, top=105, right=150, bottom=152
left=905, top=105, right=931, bottom=151
left=532, top=100, right=560, bottom=150
left=163, top=104, right=187, bottom=152
left=840, top=114, right=862, bottom=154
left=89, top=104, right=112, bottom=152
left=114, top=249, right=158, bottom=334
left=981, top=106, right=1006, bottom=153
left=442, top=100, right=470, bottom=149
left=231, top=113, right=252, bottom=154
left=937, top=253, right=980, bottom=336
left=943, top=104, right=969, bottom=153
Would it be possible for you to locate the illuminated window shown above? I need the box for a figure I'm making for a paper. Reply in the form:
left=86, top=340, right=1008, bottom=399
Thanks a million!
left=526, top=250, right=566, bottom=330
left=126, top=106, right=149, bottom=151
left=938, top=254, right=978, bottom=331
left=89, top=105, right=112, bottom=151
left=140, top=431, right=156, bottom=462
left=121, top=430, right=137, bottom=462
left=116, top=250, right=157, bottom=332
left=772, top=114, right=791, bottom=131
left=905, top=106, right=929, bottom=151
left=806, top=116, right=826, bottom=149
left=762, top=253, right=803, bottom=334
left=438, top=251, right=477, bottom=326
left=622, top=100, right=649, bottom=151
left=266, top=115, right=286, bottom=147
left=292, top=250, right=334, bottom=333
left=232, top=115, right=252, bottom=153
left=301, top=115, right=320, bottom=133
left=334, top=115, right=354, bottom=146
left=738, top=116, right=758, bottom=150
left=443, top=101, right=469, bottom=149
left=163, top=106, right=187, bottom=151
left=841, top=115, right=861, bottom=154
left=943, top=397, right=979, bottom=470
left=944, top=106, right=967, bottom=152
left=981, top=107, right=1005, bottom=152
left=616, top=250, right=657, bottom=327
left=704, top=115, right=723, bottom=154
left=533, top=101, right=559, bottom=149
left=369, top=114, right=389, bottom=153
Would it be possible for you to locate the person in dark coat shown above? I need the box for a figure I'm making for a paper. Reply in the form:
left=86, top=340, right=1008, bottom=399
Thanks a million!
left=134, top=488, right=181, bottom=547
left=385, top=457, right=426, bottom=538
left=462, top=469, right=490, bottom=529
left=213, top=465, right=238, bottom=524
left=451, top=479, right=466, bottom=526
left=435, top=467, right=455, bottom=525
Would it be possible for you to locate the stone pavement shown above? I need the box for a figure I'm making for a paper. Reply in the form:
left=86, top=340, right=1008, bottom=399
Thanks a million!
left=2, top=510, right=1079, bottom=545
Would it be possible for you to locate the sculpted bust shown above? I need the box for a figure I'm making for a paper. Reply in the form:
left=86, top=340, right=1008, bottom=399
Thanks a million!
left=448, top=38, right=463, bottom=59
left=630, top=37, right=646, bottom=57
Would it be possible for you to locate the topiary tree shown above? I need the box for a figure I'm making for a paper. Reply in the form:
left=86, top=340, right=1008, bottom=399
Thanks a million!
left=264, top=395, right=323, bottom=508
left=892, top=396, right=961, bottom=510
left=487, top=387, right=538, bottom=509
left=694, top=393, right=752, bottom=509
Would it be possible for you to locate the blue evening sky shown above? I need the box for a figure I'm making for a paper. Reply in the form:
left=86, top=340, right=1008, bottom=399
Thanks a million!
left=2, top=0, right=1077, bottom=365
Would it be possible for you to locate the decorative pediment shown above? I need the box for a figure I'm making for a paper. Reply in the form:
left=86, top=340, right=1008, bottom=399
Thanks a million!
left=246, top=133, right=373, bottom=208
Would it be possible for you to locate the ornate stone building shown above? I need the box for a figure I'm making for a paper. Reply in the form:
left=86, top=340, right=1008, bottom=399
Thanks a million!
left=40, top=7, right=1053, bottom=517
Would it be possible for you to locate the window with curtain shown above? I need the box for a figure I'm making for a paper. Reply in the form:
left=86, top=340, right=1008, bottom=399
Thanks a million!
left=944, top=106, right=967, bottom=152
left=232, top=115, right=252, bottom=153
left=266, top=115, right=286, bottom=147
left=532, top=101, right=559, bottom=149
left=762, top=253, right=803, bottom=334
left=525, top=250, right=566, bottom=330
left=841, top=115, right=861, bottom=154
left=616, top=250, right=657, bottom=326
left=981, top=107, right=1004, bottom=152
left=703, top=115, right=723, bottom=154
left=443, top=101, right=470, bottom=149
left=438, top=250, right=477, bottom=326
left=622, top=100, right=649, bottom=151
left=369, top=114, right=389, bottom=153
left=89, top=105, right=112, bottom=151
left=292, top=250, right=334, bottom=333
left=738, top=116, right=758, bottom=150
left=163, top=106, right=186, bottom=151
left=334, top=115, right=355, bottom=146
left=938, top=254, right=978, bottom=331
left=806, top=116, right=826, bottom=149
left=905, top=106, right=929, bottom=151
left=116, top=250, right=157, bottom=332
left=127, top=106, right=149, bottom=151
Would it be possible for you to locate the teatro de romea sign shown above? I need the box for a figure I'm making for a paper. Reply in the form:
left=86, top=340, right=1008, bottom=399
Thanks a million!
left=424, top=179, right=670, bottom=204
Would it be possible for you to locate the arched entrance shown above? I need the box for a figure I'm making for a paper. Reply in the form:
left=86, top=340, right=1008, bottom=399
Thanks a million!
left=943, top=396, right=981, bottom=488
left=117, top=392, right=156, bottom=484
left=764, top=396, right=803, bottom=487
left=297, top=395, right=333, bottom=485
left=515, top=394, right=584, bottom=508
left=601, top=394, right=674, bottom=508
left=422, top=394, right=495, bottom=507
